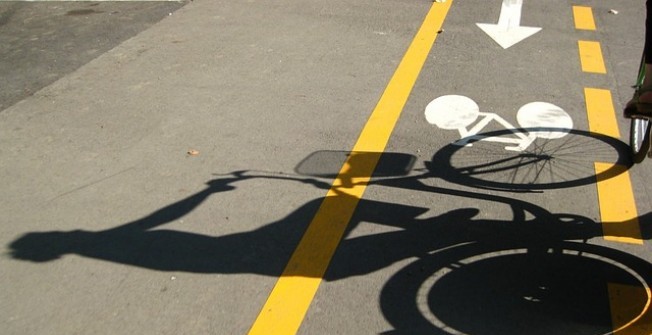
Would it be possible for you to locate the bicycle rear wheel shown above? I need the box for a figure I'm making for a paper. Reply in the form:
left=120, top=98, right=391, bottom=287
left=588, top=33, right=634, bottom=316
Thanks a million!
left=630, top=117, right=651, bottom=164
left=629, top=53, right=649, bottom=163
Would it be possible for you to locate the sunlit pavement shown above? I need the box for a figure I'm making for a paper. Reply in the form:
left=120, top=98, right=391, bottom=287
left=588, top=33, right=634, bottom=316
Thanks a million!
left=1, top=1, right=651, bottom=334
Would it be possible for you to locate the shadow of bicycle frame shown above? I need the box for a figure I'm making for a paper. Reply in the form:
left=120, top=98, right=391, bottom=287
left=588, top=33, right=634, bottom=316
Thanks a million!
left=7, top=129, right=651, bottom=334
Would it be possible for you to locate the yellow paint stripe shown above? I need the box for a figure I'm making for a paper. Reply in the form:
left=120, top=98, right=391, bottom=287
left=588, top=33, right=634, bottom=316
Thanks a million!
left=247, top=2, right=453, bottom=334
left=585, top=88, right=620, bottom=138
left=595, top=163, right=643, bottom=244
left=573, top=6, right=596, bottom=31
left=608, top=283, right=652, bottom=334
left=584, top=88, right=643, bottom=244
left=579, top=40, right=607, bottom=74
left=577, top=9, right=649, bottom=333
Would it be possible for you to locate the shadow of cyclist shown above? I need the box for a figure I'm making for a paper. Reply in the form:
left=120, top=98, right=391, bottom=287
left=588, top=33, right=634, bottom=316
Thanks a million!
left=9, top=165, right=633, bottom=280
left=7, top=149, right=652, bottom=334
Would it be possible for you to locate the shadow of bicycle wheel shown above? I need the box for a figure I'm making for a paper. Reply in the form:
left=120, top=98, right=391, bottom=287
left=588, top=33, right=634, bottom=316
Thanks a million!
left=380, top=241, right=652, bottom=335
left=429, top=128, right=632, bottom=191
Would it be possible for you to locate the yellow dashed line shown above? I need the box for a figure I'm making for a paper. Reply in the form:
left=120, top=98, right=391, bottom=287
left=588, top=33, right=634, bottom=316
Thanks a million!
left=584, top=88, right=642, bottom=243
left=608, top=283, right=652, bottom=334
left=585, top=87, right=621, bottom=138
left=594, top=162, right=643, bottom=244
left=579, top=40, right=607, bottom=74
left=575, top=6, right=649, bottom=334
left=573, top=6, right=596, bottom=31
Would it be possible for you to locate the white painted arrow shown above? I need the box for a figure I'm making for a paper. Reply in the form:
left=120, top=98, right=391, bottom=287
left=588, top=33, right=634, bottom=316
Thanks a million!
left=476, top=0, right=541, bottom=49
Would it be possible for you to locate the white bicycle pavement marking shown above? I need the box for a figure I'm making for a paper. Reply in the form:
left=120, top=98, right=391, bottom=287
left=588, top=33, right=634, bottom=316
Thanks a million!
left=425, top=95, right=573, bottom=152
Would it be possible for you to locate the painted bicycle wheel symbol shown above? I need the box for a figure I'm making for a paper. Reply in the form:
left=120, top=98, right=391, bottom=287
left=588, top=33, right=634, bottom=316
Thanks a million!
left=425, top=95, right=573, bottom=152
left=424, top=95, right=630, bottom=190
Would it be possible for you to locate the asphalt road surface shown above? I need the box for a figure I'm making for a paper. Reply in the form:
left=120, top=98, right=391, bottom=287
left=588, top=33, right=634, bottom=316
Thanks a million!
left=2, top=1, right=651, bottom=334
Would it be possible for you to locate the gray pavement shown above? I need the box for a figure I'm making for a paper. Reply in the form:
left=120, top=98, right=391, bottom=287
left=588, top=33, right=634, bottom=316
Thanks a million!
left=1, top=0, right=651, bottom=334
left=0, top=0, right=185, bottom=111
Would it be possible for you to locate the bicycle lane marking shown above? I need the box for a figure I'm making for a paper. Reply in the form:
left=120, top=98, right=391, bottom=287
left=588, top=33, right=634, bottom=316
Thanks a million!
left=585, top=88, right=643, bottom=244
left=247, top=2, right=453, bottom=334
left=574, top=5, right=651, bottom=334
left=573, top=6, right=643, bottom=244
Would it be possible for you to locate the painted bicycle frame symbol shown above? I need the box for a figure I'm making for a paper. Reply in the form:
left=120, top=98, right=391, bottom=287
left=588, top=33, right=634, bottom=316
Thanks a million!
left=425, top=95, right=574, bottom=152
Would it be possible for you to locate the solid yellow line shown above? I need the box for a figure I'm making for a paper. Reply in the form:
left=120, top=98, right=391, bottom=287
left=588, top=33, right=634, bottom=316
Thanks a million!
left=247, top=2, right=453, bottom=335
left=579, top=40, right=607, bottom=74
left=584, top=88, right=643, bottom=244
left=573, top=6, right=596, bottom=31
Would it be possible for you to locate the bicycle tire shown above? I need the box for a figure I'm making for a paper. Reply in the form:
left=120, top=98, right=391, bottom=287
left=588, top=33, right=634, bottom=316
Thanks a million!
left=629, top=52, right=649, bottom=163
left=630, top=117, right=651, bottom=163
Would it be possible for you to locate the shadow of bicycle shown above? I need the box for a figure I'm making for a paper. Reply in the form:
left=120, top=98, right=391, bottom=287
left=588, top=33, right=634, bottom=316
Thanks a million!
left=6, top=130, right=651, bottom=334
left=431, top=128, right=632, bottom=191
